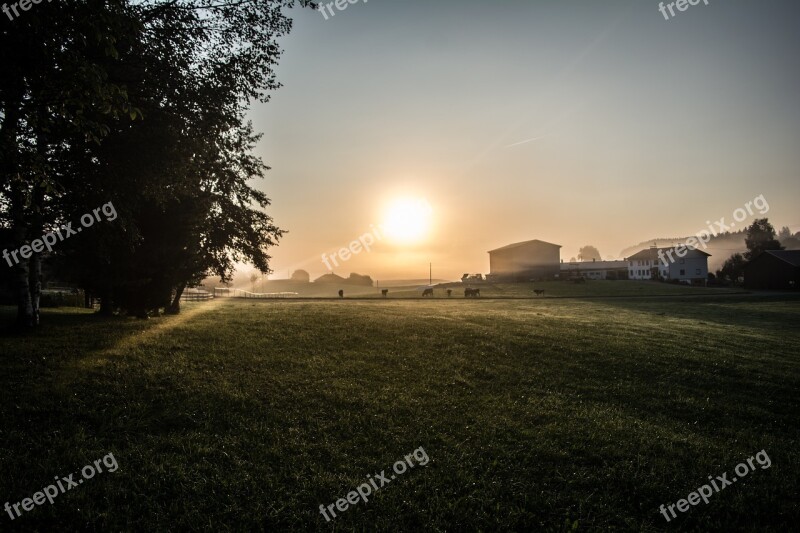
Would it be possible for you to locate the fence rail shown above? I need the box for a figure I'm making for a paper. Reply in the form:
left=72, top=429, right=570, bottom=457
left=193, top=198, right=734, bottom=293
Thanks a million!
left=180, top=292, right=213, bottom=302
left=213, top=288, right=298, bottom=299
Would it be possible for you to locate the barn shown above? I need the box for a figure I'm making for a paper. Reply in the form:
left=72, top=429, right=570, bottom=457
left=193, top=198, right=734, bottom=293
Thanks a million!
left=744, top=250, right=800, bottom=290
left=487, top=239, right=561, bottom=281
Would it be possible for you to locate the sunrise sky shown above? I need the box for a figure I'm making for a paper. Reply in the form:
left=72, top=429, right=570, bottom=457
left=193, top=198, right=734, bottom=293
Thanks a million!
left=249, top=0, right=800, bottom=281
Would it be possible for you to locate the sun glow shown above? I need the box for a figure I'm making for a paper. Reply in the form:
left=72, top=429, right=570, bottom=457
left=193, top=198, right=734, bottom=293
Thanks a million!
left=382, top=198, right=433, bottom=244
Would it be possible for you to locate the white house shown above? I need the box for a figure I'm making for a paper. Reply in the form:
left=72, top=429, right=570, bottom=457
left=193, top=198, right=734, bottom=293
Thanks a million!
left=626, top=246, right=710, bottom=283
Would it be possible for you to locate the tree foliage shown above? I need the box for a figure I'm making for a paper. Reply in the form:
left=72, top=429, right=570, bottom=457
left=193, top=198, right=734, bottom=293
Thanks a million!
left=578, top=245, right=601, bottom=262
left=1, top=0, right=312, bottom=325
left=744, top=218, right=783, bottom=261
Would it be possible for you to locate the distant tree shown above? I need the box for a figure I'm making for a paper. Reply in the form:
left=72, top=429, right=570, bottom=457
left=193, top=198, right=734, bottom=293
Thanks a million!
left=347, top=273, right=374, bottom=287
left=718, top=253, right=746, bottom=284
left=291, top=270, right=310, bottom=283
left=250, top=273, right=260, bottom=292
left=778, top=226, right=800, bottom=250
left=569, top=257, right=577, bottom=263
left=744, top=219, right=783, bottom=261
left=578, top=245, right=601, bottom=262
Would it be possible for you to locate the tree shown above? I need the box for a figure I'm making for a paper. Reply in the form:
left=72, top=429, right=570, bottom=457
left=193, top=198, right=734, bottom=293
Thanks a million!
left=291, top=270, right=310, bottom=283
left=2, top=0, right=311, bottom=323
left=718, top=253, right=746, bottom=284
left=778, top=226, right=800, bottom=250
left=0, top=0, right=142, bottom=326
left=578, top=245, right=601, bottom=262
left=744, top=219, right=783, bottom=261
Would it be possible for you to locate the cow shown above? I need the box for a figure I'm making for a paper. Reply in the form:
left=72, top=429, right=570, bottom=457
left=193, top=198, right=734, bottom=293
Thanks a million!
left=447, top=289, right=452, bottom=297
left=381, top=289, right=389, bottom=298
left=422, top=288, right=434, bottom=297
left=465, top=288, right=481, bottom=298
left=534, top=289, right=545, bottom=296
left=338, top=289, right=344, bottom=298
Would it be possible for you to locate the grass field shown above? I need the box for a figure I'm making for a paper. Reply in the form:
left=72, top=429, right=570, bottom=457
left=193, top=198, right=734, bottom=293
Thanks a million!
left=1, top=292, right=798, bottom=531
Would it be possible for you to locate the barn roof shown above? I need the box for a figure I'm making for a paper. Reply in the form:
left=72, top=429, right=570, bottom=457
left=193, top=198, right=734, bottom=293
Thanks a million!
left=488, top=239, right=562, bottom=253
left=758, top=249, right=800, bottom=267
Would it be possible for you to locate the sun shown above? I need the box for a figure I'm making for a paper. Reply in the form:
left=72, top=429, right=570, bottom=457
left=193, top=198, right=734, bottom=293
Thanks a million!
left=382, top=198, right=433, bottom=244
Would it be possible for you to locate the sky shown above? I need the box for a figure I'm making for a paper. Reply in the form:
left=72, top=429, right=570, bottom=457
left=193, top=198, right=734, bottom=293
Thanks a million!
left=247, top=0, right=800, bottom=281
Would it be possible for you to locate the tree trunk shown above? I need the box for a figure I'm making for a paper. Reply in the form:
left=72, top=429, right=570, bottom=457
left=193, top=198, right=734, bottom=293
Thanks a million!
left=29, top=252, right=42, bottom=326
left=14, top=258, right=34, bottom=327
left=9, top=184, right=34, bottom=327
left=167, top=282, right=186, bottom=315
left=98, top=286, right=114, bottom=316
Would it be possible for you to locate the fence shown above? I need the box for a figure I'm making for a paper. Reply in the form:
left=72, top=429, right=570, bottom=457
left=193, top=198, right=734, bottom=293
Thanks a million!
left=180, top=291, right=213, bottom=302
left=213, top=288, right=298, bottom=299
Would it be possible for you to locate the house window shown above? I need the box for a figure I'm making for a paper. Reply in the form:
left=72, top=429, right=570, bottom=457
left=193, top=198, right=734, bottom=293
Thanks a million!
left=680, top=269, right=685, bottom=276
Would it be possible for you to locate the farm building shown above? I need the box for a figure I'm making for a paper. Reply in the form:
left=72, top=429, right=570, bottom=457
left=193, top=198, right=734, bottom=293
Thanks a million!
left=487, top=239, right=561, bottom=281
left=626, top=246, right=710, bottom=283
left=744, top=250, right=800, bottom=290
left=561, top=259, right=629, bottom=280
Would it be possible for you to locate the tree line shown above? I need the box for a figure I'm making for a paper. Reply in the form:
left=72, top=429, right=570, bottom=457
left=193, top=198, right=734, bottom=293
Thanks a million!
left=1, top=0, right=313, bottom=327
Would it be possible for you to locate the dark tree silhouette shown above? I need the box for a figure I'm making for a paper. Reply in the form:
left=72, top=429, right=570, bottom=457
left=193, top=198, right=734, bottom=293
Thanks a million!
left=1, top=0, right=312, bottom=323
left=578, top=245, right=601, bottom=262
left=718, top=253, right=746, bottom=284
left=744, top=219, right=783, bottom=261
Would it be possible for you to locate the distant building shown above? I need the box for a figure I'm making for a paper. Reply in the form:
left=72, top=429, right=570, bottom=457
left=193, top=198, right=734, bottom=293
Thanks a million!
left=744, top=250, right=800, bottom=290
left=626, top=246, right=710, bottom=283
left=313, top=272, right=374, bottom=287
left=487, top=239, right=561, bottom=281
left=313, top=273, right=346, bottom=284
left=561, top=259, right=629, bottom=280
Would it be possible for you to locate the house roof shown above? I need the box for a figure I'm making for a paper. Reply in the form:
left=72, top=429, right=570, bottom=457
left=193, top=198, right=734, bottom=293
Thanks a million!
left=626, top=246, right=711, bottom=261
left=488, top=239, right=561, bottom=253
left=757, top=249, right=800, bottom=267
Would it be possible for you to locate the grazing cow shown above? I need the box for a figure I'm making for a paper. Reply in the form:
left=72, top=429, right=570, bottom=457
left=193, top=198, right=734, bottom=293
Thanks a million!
left=447, top=289, right=452, bottom=297
left=381, top=289, right=389, bottom=298
left=534, top=289, right=545, bottom=296
left=338, top=289, right=344, bottom=298
left=465, top=288, right=481, bottom=298
left=422, top=288, right=434, bottom=297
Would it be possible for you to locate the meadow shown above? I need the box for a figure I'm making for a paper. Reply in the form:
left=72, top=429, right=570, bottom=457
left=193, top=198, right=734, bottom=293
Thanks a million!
left=0, top=290, right=798, bottom=531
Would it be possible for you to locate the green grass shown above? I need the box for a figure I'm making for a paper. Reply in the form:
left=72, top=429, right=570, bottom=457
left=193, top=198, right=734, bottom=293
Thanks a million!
left=0, top=293, right=798, bottom=531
